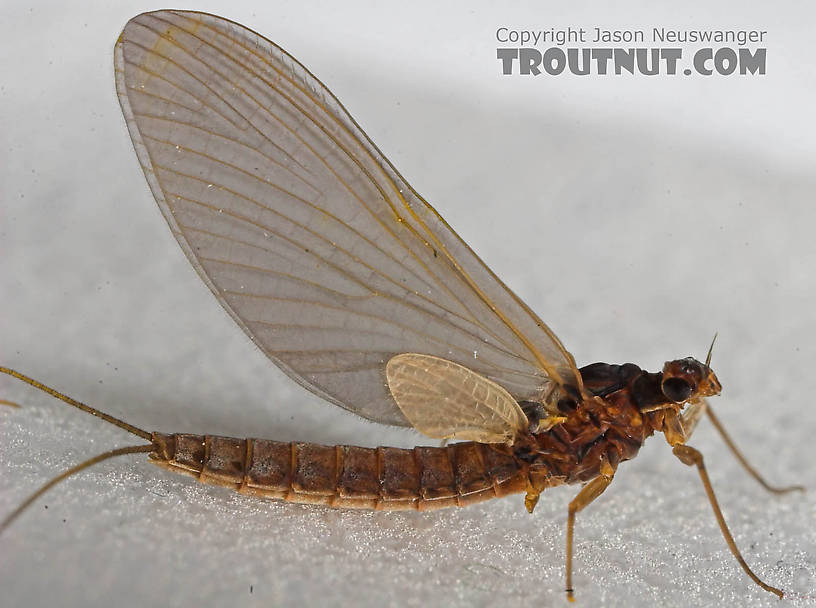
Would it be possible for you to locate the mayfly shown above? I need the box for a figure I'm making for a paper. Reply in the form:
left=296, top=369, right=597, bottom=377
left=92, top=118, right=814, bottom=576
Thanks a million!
left=0, top=10, right=804, bottom=601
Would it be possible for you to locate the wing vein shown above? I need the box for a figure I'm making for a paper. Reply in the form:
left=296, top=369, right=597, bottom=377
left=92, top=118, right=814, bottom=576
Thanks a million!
left=146, top=13, right=514, bottom=353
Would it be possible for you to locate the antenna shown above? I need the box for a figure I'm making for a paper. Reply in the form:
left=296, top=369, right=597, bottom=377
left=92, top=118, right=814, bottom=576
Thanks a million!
left=705, top=332, right=718, bottom=368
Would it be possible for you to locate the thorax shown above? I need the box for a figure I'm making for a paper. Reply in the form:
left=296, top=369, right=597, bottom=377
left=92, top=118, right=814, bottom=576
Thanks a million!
left=517, top=362, right=666, bottom=489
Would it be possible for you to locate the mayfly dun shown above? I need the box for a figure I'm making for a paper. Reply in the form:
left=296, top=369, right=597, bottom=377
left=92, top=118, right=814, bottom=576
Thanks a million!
left=0, top=10, right=804, bottom=601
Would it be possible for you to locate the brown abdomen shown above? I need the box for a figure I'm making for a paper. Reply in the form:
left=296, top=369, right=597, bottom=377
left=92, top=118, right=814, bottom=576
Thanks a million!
left=149, top=433, right=527, bottom=511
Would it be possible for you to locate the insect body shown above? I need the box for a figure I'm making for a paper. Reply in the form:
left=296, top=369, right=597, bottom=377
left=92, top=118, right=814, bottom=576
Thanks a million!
left=145, top=357, right=716, bottom=515
left=0, top=10, right=803, bottom=601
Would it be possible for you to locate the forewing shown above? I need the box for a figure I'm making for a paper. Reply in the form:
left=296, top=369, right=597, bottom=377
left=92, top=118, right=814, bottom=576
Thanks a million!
left=386, top=354, right=528, bottom=443
left=115, top=10, right=581, bottom=427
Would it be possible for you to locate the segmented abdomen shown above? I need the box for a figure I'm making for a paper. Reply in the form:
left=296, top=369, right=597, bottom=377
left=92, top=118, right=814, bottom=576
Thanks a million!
left=149, top=433, right=527, bottom=511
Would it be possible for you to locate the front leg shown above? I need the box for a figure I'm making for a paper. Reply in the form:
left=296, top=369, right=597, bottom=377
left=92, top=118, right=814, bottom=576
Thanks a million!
left=565, top=456, right=615, bottom=602
left=704, top=406, right=804, bottom=494
left=672, top=444, right=784, bottom=598
left=674, top=401, right=803, bottom=494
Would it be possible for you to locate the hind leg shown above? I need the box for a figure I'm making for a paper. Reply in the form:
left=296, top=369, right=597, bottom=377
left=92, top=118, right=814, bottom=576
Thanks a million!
left=565, top=458, right=615, bottom=602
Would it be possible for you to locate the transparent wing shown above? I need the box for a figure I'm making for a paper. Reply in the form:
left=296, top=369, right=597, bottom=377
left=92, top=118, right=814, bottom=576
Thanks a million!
left=115, top=10, right=581, bottom=427
left=386, top=354, right=528, bottom=443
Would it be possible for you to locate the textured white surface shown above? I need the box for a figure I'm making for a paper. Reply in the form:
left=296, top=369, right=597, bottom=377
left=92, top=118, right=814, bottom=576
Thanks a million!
left=1, top=1, right=815, bottom=607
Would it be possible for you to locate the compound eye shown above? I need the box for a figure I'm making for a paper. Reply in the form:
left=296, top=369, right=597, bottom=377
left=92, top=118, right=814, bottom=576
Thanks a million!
left=662, top=377, right=693, bottom=403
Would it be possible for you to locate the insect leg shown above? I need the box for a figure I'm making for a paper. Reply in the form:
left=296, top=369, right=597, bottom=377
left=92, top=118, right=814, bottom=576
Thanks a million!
left=678, top=397, right=707, bottom=439
left=705, top=407, right=804, bottom=494
left=565, top=459, right=615, bottom=602
left=671, top=444, right=784, bottom=598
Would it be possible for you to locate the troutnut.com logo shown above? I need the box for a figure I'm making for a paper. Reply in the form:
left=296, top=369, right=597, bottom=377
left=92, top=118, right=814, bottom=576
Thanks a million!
left=496, top=27, right=767, bottom=76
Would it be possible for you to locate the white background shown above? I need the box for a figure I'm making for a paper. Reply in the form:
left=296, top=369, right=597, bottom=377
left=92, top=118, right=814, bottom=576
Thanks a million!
left=1, top=1, right=814, bottom=606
